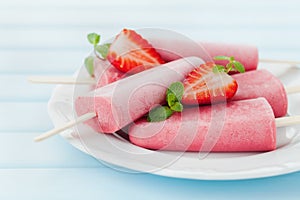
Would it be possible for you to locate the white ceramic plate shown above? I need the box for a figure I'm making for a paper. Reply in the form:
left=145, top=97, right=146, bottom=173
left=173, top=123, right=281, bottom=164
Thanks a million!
left=48, top=64, right=300, bottom=180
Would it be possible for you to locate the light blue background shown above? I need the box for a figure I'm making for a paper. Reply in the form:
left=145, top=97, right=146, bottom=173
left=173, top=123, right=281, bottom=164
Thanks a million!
left=1, top=0, right=300, bottom=199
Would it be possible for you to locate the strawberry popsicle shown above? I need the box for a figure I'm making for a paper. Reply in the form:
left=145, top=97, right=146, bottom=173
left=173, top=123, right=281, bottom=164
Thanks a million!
left=232, top=69, right=288, bottom=117
left=75, top=57, right=203, bottom=133
left=129, top=98, right=276, bottom=152
left=201, top=42, right=258, bottom=72
left=143, top=32, right=258, bottom=72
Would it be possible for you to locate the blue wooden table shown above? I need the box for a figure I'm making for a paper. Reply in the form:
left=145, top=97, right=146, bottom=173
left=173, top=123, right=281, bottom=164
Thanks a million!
left=1, top=0, right=300, bottom=199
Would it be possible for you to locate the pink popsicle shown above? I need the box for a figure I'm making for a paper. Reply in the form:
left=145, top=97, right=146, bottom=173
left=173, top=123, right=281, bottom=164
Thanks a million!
left=232, top=69, right=288, bottom=117
left=201, top=42, right=258, bottom=72
left=129, top=98, right=276, bottom=152
left=75, top=57, right=203, bottom=133
left=145, top=34, right=258, bottom=72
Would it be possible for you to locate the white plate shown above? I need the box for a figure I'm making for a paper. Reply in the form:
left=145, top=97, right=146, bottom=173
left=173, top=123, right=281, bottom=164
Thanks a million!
left=48, top=64, right=300, bottom=180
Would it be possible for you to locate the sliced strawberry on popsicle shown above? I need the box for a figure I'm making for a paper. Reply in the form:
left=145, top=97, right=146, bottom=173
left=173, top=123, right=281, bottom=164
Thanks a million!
left=182, top=62, right=238, bottom=105
left=107, top=29, right=165, bottom=73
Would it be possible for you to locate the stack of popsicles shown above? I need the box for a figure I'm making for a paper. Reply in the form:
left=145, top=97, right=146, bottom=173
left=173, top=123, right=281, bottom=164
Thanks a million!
left=33, top=29, right=300, bottom=153
left=74, top=57, right=293, bottom=152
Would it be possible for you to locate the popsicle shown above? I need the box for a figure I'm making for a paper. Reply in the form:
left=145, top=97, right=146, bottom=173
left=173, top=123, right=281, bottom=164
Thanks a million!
left=75, top=57, right=203, bottom=133
left=129, top=98, right=278, bottom=152
left=146, top=35, right=258, bottom=72
left=201, top=42, right=258, bottom=71
left=232, top=69, right=287, bottom=117
left=144, top=31, right=300, bottom=70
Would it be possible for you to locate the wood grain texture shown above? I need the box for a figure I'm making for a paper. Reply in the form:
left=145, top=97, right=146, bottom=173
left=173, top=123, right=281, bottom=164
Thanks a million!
left=1, top=168, right=300, bottom=200
left=0, top=132, right=102, bottom=168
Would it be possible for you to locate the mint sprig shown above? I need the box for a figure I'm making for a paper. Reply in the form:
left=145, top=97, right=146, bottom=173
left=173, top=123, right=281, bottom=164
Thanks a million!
left=87, top=33, right=100, bottom=47
left=85, top=33, right=111, bottom=77
left=213, top=56, right=245, bottom=73
left=95, top=43, right=111, bottom=59
left=147, top=82, right=184, bottom=122
left=147, top=106, right=173, bottom=122
left=84, top=56, right=95, bottom=77
left=167, top=81, right=184, bottom=102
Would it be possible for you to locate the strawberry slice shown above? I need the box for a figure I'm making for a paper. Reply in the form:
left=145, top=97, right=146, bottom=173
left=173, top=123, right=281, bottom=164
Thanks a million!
left=182, top=62, right=238, bottom=105
left=107, top=29, right=165, bottom=73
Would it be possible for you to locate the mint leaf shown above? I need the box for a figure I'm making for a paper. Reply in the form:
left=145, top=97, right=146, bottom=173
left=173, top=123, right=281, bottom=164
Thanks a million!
left=148, top=82, right=185, bottom=122
left=213, top=56, right=231, bottom=61
left=167, top=93, right=177, bottom=107
left=87, top=33, right=100, bottom=47
left=84, top=56, right=95, bottom=77
left=147, top=106, right=173, bottom=122
left=226, top=62, right=233, bottom=73
left=233, top=61, right=245, bottom=73
left=213, top=65, right=225, bottom=73
left=213, top=55, right=245, bottom=74
left=167, top=82, right=184, bottom=101
left=95, top=43, right=111, bottom=59
left=170, top=102, right=183, bottom=112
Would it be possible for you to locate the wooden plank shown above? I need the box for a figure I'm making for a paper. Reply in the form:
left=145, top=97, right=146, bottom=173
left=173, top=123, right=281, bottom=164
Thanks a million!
left=1, top=29, right=300, bottom=50
left=0, top=0, right=195, bottom=7
left=0, top=132, right=102, bottom=168
left=0, top=102, right=52, bottom=131
left=0, top=75, right=56, bottom=100
left=1, top=0, right=300, bottom=14
left=1, top=8, right=299, bottom=28
left=0, top=167, right=300, bottom=199
left=0, top=50, right=86, bottom=73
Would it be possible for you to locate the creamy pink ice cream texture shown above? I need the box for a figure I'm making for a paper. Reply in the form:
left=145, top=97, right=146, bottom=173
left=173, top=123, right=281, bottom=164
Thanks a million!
left=232, top=69, right=287, bottom=117
left=200, top=42, right=258, bottom=72
left=75, top=57, right=204, bottom=133
left=143, top=33, right=258, bottom=72
left=129, top=98, right=276, bottom=152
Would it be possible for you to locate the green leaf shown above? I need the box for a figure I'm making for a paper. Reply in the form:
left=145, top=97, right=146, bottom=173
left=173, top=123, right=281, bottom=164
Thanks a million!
left=213, top=65, right=225, bottom=73
left=226, top=63, right=233, bottom=73
left=167, top=82, right=184, bottom=101
left=147, top=106, right=173, bottom=122
left=170, top=102, right=183, bottom=112
left=229, top=56, right=235, bottom=62
left=87, top=33, right=100, bottom=46
left=167, top=93, right=177, bottom=107
left=148, top=81, right=185, bottom=122
left=84, top=56, right=95, bottom=77
left=95, top=43, right=111, bottom=59
left=213, top=56, right=231, bottom=61
left=233, top=61, right=245, bottom=73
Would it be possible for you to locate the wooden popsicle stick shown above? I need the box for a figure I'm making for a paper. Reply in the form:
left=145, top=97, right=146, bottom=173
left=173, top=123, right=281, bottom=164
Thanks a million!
left=34, top=112, right=96, bottom=142
left=260, top=59, right=300, bottom=65
left=35, top=112, right=300, bottom=142
left=285, top=86, right=300, bottom=94
left=275, top=115, right=300, bottom=128
left=28, top=76, right=96, bottom=84
left=28, top=75, right=300, bottom=96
